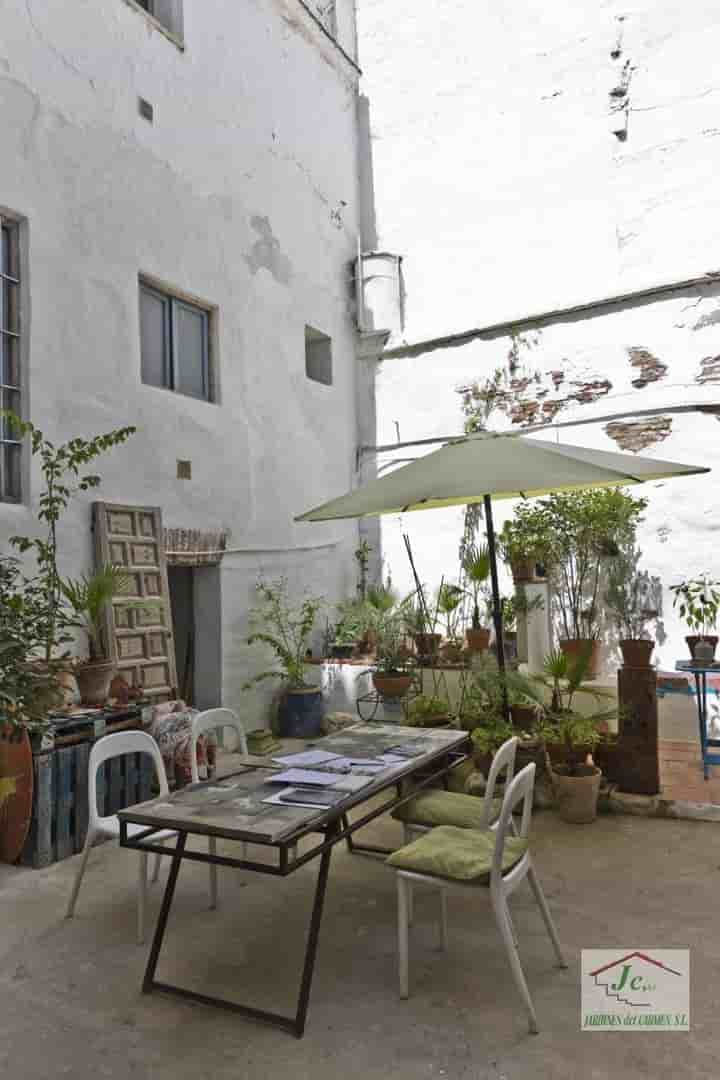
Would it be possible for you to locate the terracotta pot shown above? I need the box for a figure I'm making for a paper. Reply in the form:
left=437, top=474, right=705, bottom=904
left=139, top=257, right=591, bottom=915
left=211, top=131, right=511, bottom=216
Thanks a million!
left=511, top=558, right=537, bottom=584
left=686, top=636, right=718, bottom=662
left=552, top=764, right=602, bottom=824
left=74, top=661, right=116, bottom=707
left=414, top=633, right=441, bottom=660
left=510, top=704, right=537, bottom=731
left=465, top=627, right=491, bottom=653
left=441, top=640, right=465, bottom=663
left=559, top=638, right=601, bottom=678
left=619, top=638, right=655, bottom=668
left=373, top=672, right=412, bottom=699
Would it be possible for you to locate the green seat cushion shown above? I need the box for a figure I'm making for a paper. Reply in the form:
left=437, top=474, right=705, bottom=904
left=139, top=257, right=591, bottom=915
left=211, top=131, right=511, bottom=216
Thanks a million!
left=446, top=759, right=475, bottom=793
left=387, top=825, right=528, bottom=883
left=392, top=789, right=502, bottom=829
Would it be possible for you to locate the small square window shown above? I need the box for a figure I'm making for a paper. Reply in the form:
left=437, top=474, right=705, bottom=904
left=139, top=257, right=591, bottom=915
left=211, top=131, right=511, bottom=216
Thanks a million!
left=140, top=280, right=214, bottom=402
left=305, top=326, right=332, bottom=386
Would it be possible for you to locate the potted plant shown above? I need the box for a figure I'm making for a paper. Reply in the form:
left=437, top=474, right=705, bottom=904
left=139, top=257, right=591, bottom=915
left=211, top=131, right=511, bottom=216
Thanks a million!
left=330, top=599, right=371, bottom=659
left=499, top=503, right=554, bottom=584
left=244, top=578, right=325, bottom=737
left=462, top=544, right=492, bottom=652
left=403, top=589, right=442, bottom=662
left=670, top=576, right=720, bottom=662
left=436, top=582, right=465, bottom=661
left=605, top=546, right=662, bottom=668
left=370, top=609, right=415, bottom=699
left=533, top=648, right=618, bottom=824
left=406, top=694, right=452, bottom=728
left=60, top=564, right=135, bottom=706
left=540, top=488, right=646, bottom=677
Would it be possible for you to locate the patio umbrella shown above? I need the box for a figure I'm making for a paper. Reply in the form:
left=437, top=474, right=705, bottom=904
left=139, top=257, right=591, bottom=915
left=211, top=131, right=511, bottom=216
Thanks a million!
left=296, top=434, right=709, bottom=671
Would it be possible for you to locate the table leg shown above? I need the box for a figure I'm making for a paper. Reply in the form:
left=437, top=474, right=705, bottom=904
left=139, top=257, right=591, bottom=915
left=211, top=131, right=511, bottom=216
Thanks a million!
left=697, top=672, right=709, bottom=780
left=141, top=823, right=337, bottom=1039
left=143, top=831, right=187, bottom=991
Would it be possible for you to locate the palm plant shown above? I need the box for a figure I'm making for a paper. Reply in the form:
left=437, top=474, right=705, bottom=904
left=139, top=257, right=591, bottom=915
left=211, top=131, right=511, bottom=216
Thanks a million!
left=61, top=564, right=133, bottom=661
left=436, top=582, right=464, bottom=641
left=462, top=544, right=491, bottom=630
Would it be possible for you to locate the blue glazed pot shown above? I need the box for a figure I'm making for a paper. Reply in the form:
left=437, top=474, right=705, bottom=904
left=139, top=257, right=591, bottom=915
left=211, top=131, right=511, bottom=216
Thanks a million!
left=278, top=687, right=324, bottom=738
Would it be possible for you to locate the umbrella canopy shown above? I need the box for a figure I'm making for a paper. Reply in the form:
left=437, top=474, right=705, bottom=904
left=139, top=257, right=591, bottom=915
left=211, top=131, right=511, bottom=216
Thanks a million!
left=295, top=435, right=709, bottom=522
left=296, top=433, right=709, bottom=685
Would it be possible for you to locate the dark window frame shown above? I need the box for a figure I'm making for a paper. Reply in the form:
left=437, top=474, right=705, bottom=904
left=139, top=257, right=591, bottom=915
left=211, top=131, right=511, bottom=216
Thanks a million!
left=305, top=325, right=333, bottom=386
left=139, top=280, right=214, bottom=403
left=0, top=217, right=22, bottom=502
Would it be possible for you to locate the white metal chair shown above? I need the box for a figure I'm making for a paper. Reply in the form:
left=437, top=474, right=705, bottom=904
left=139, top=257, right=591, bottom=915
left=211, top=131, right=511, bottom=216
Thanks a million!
left=189, top=708, right=249, bottom=910
left=66, top=731, right=176, bottom=945
left=389, top=763, right=567, bottom=1034
left=395, top=736, right=518, bottom=927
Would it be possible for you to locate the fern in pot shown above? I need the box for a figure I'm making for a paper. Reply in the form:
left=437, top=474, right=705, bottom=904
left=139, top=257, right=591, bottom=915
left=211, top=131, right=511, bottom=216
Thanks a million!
left=244, top=579, right=325, bottom=737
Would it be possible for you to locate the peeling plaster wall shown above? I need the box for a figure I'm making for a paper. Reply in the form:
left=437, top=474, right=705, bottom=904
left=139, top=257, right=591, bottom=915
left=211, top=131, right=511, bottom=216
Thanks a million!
left=358, top=0, right=720, bottom=339
left=372, top=283, right=720, bottom=672
left=0, top=0, right=363, bottom=724
left=357, top=1, right=720, bottom=671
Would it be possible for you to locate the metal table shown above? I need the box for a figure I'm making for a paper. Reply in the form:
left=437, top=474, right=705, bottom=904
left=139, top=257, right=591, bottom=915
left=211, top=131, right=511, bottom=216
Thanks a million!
left=675, top=661, right=720, bottom=779
left=118, top=723, right=468, bottom=1038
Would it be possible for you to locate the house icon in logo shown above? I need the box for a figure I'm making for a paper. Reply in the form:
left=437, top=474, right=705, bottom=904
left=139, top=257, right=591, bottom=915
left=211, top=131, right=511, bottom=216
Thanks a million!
left=588, top=951, right=683, bottom=1009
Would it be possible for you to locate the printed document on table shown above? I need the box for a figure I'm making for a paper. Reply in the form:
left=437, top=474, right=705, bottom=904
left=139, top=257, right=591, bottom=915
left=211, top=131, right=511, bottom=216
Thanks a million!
left=269, top=768, right=341, bottom=787
left=271, top=750, right=341, bottom=767
left=262, top=787, right=345, bottom=809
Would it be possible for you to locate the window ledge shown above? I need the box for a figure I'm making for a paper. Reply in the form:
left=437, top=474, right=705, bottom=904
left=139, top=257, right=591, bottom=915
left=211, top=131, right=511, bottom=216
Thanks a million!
left=122, top=0, right=185, bottom=52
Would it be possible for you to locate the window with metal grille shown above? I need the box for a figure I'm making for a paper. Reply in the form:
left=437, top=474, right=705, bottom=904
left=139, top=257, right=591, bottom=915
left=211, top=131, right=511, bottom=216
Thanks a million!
left=0, top=220, right=21, bottom=501
left=140, top=280, right=214, bottom=402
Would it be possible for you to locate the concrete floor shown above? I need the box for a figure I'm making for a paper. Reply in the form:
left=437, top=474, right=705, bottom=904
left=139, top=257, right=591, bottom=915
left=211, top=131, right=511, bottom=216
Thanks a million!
left=1, top=808, right=719, bottom=1080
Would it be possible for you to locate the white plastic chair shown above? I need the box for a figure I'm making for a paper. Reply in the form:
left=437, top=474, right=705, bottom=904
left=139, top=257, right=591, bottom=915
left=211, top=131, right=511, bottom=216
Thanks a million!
left=66, top=731, right=176, bottom=945
left=189, top=708, right=249, bottom=909
left=401, top=736, right=518, bottom=927
left=393, top=763, right=567, bottom=1033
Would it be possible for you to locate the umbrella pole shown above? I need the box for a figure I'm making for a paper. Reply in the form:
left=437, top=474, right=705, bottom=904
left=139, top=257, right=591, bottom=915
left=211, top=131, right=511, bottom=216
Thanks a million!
left=483, top=495, right=507, bottom=682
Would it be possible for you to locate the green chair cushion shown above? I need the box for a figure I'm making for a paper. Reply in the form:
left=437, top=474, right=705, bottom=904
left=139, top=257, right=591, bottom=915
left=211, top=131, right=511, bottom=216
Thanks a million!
left=392, top=789, right=502, bottom=829
left=387, top=825, right=528, bottom=883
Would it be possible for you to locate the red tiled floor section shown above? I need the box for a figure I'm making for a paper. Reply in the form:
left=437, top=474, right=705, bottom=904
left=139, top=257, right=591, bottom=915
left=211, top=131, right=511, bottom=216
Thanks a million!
left=659, top=738, right=720, bottom=804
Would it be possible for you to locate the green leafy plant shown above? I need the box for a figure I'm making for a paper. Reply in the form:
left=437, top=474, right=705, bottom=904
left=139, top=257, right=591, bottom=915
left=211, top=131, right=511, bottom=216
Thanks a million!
left=436, top=582, right=464, bottom=641
left=458, top=655, right=543, bottom=731
left=2, top=412, right=136, bottom=662
left=60, top=564, right=136, bottom=661
left=406, top=694, right=451, bottom=727
left=670, top=576, right=720, bottom=639
left=0, top=556, right=63, bottom=734
left=499, top=502, right=556, bottom=575
left=244, top=578, right=324, bottom=690
left=461, top=544, right=491, bottom=630
left=354, top=539, right=371, bottom=601
left=531, top=648, right=617, bottom=776
left=372, top=611, right=414, bottom=675
left=539, top=488, right=646, bottom=640
left=605, top=546, right=662, bottom=640
left=471, top=715, right=515, bottom=756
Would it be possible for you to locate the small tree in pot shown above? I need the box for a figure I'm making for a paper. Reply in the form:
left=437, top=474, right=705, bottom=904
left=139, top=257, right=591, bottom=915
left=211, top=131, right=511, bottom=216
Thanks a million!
left=370, top=609, right=415, bottom=699
left=605, top=546, right=662, bottom=668
left=244, top=579, right=325, bottom=737
left=670, top=576, right=720, bottom=663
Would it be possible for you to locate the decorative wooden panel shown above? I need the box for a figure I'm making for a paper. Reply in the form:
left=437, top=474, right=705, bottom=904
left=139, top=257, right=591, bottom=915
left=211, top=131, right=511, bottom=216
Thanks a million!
left=93, top=502, right=177, bottom=701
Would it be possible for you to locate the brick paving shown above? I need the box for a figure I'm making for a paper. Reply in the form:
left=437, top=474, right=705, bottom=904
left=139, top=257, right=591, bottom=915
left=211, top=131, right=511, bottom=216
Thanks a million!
left=659, top=738, right=720, bottom=804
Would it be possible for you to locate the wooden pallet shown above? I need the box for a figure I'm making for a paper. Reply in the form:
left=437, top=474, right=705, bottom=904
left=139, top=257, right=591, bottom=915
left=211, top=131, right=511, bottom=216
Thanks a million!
left=20, top=745, right=154, bottom=869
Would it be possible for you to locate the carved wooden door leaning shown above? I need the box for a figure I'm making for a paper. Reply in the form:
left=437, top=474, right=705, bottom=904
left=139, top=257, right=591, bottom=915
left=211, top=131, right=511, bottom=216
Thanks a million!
left=93, top=502, right=178, bottom=701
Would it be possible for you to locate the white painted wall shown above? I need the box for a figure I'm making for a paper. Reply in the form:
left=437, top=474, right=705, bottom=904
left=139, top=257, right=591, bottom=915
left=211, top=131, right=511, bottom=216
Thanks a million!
left=0, top=0, right=365, bottom=725
left=357, top=0, right=720, bottom=672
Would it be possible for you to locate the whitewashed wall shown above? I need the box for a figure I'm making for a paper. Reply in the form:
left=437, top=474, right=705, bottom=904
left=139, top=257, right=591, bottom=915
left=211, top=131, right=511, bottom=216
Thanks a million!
left=0, top=0, right=363, bottom=725
left=357, top=0, right=720, bottom=671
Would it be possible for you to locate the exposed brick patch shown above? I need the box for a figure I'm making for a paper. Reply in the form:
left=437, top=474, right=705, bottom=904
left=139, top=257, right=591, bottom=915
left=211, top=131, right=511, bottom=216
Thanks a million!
left=549, top=369, right=565, bottom=389
left=605, top=415, right=673, bottom=452
left=570, top=378, right=612, bottom=404
left=627, top=347, right=668, bottom=388
left=697, top=354, right=720, bottom=384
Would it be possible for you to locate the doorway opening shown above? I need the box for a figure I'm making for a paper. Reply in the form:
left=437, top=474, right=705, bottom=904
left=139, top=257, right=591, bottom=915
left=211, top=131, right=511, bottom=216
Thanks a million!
left=167, top=565, right=222, bottom=708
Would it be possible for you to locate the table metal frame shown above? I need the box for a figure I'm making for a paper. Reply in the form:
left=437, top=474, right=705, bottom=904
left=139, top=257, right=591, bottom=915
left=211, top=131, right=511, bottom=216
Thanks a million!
left=676, top=662, right=720, bottom=780
left=119, top=741, right=468, bottom=1038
